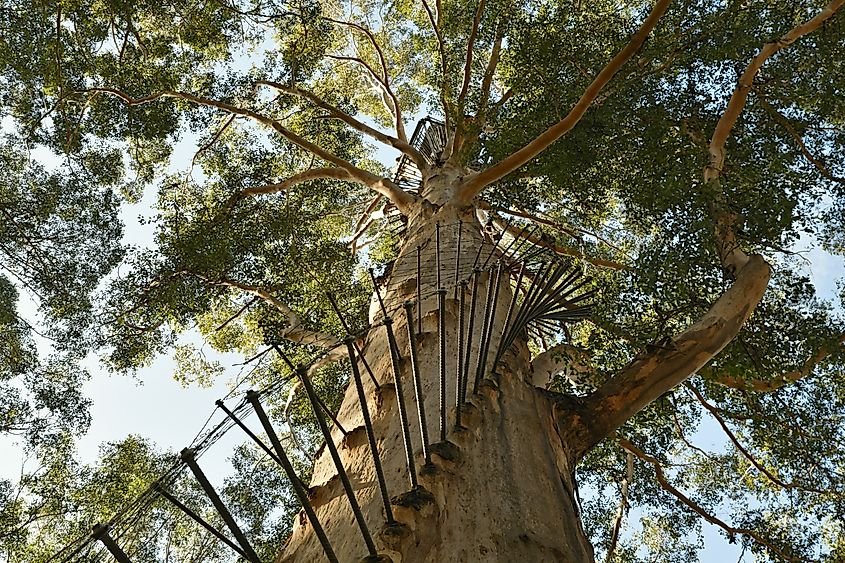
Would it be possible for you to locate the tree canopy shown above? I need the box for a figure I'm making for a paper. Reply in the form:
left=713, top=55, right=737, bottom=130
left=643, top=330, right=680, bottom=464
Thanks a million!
left=2, top=0, right=845, bottom=560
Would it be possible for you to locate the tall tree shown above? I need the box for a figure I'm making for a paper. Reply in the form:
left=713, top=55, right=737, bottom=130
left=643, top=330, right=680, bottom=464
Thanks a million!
left=3, top=0, right=845, bottom=560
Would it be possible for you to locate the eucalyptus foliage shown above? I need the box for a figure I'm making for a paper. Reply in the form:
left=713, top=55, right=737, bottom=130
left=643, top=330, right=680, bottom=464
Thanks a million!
left=1, top=0, right=845, bottom=560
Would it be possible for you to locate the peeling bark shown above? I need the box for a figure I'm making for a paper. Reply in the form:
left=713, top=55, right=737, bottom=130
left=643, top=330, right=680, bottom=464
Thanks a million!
left=574, top=255, right=771, bottom=455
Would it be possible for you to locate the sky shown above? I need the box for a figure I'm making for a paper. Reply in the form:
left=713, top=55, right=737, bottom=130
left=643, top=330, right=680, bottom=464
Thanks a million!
left=3, top=116, right=845, bottom=563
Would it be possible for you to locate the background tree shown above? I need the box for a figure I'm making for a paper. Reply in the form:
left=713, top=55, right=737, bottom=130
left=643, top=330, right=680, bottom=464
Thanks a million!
left=2, top=0, right=845, bottom=560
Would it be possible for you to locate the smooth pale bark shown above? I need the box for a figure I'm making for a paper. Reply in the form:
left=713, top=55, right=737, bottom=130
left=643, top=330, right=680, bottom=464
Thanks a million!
left=571, top=255, right=771, bottom=454
left=276, top=174, right=772, bottom=561
left=279, top=202, right=594, bottom=562
left=531, top=343, right=592, bottom=388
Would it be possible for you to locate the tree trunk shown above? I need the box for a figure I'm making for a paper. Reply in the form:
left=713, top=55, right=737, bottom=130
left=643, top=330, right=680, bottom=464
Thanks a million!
left=279, top=197, right=595, bottom=562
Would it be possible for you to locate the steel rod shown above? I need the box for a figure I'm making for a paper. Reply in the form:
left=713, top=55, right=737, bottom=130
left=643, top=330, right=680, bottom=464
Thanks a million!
left=91, top=524, right=132, bottom=563
left=495, top=263, right=526, bottom=365
left=181, top=448, right=262, bottom=563
left=369, top=270, right=418, bottom=488
left=437, top=287, right=447, bottom=442
left=215, top=400, right=289, bottom=479
left=294, top=366, right=379, bottom=556
left=403, top=302, right=431, bottom=464
left=462, top=269, right=480, bottom=404
left=344, top=337, right=396, bottom=524
left=354, top=344, right=381, bottom=390
left=155, top=486, right=250, bottom=560
left=385, top=316, right=419, bottom=488
left=477, top=262, right=504, bottom=381
left=510, top=225, right=541, bottom=259
left=497, top=223, right=530, bottom=264
left=436, top=221, right=442, bottom=289
left=473, top=266, right=497, bottom=394
left=326, top=292, right=380, bottom=390
left=503, top=262, right=554, bottom=353
left=455, top=281, right=466, bottom=428
left=313, top=387, right=348, bottom=436
left=246, top=386, right=338, bottom=562
left=527, top=265, right=572, bottom=318
left=454, top=220, right=463, bottom=298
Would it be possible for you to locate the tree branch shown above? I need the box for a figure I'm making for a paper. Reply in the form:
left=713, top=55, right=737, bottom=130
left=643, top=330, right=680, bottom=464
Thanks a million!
left=478, top=23, right=505, bottom=117
left=226, top=167, right=354, bottom=207
left=419, top=0, right=452, bottom=133
left=490, top=216, right=634, bottom=271
left=704, top=333, right=845, bottom=392
left=618, top=437, right=805, bottom=562
left=686, top=384, right=831, bottom=494
left=453, top=0, right=486, bottom=151
left=705, top=0, right=844, bottom=183
left=561, top=1, right=844, bottom=456
left=257, top=80, right=427, bottom=169
left=87, top=86, right=417, bottom=214
left=321, top=16, right=408, bottom=142
left=577, top=254, right=771, bottom=453
left=490, top=204, right=632, bottom=257
left=605, top=452, right=633, bottom=563
left=203, top=276, right=341, bottom=349
left=456, top=0, right=671, bottom=203
left=703, top=0, right=844, bottom=271
left=755, top=89, right=845, bottom=185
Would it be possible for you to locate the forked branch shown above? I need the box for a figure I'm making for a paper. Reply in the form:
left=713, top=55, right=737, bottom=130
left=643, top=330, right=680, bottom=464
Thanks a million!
left=566, top=1, right=844, bottom=455
left=205, top=276, right=342, bottom=350
left=755, top=90, right=845, bottom=185
left=321, top=16, right=408, bottom=142
left=420, top=0, right=452, bottom=132
left=478, top=23, right=505, bottom=116
left=257, top=80, right=427, bottom=169
left=87, top=87, right=417, bottom=214
left=456, top=0, right=671, bottom=203
left=704, top=0, right=844, bottom=271
left=576, top=254, right=771, bottom=453
left=456, top=0, right=486, bottom=118
left=686, top=384, right=830, bottom=494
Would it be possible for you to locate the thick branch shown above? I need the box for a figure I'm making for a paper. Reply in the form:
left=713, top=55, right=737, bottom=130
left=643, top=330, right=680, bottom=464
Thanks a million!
left=478, top=23, right=505, bottom=116
left=456, top=0, right=485, bottom=115
left=88, top=87, right=417, bottom=214
left=449, top=0, right=487, bottom=159
left=618, top=438, right=804, bottom=562
left=703, top=0, right=844, bottom=271
left=578, top=255, right=771, bottom=453
left=456, top=0, right=671, bottom=202
left=420, top=0, right=451, bottom=132
left=257, top=81, right=427, bottom=169
left=705, top=0, right=845, bottom=183
left=562, top=2, right=842, bottom=457
left=227, top=167, right=354, bottom=207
